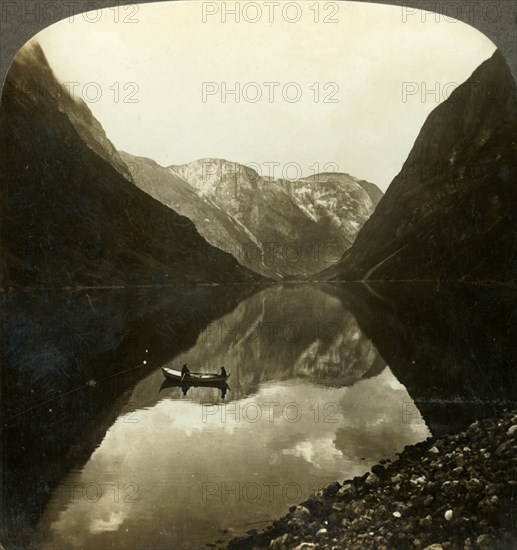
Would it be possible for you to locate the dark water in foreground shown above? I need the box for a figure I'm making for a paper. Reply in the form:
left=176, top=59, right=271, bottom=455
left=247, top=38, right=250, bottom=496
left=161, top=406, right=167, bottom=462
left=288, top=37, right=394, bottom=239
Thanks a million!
left=2, top=283, right=516, bottom=549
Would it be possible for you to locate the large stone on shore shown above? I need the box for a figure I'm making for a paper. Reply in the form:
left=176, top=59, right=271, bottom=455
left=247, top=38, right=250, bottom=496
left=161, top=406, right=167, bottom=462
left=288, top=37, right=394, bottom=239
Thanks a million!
left=288, top=518, right=306, bottom=529
left=365, top=472, right=380, bottom=487
left=371, top=464, right=385, bottom=476
left=465, top=478, right=483, bottom=493
left=270, top=533, right=290, bottom=549
left=324, top=482, right=342, bottom=497
left=506, top=425, right=517, bottom=436
left=337, top=483, right=356, bottom=499
left=476, top=534, right=495, bottom=549
left=293, top=506, right=311, bottom=521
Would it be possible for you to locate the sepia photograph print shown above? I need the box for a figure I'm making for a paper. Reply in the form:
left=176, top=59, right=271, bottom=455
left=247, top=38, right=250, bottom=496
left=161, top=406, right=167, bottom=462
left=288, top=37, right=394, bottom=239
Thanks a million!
left=1, top=1, right=516, bottom=549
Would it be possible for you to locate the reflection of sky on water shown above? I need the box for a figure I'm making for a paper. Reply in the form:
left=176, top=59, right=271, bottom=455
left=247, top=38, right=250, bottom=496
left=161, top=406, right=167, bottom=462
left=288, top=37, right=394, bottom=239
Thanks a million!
left=39, top=367, right=430, bottom=549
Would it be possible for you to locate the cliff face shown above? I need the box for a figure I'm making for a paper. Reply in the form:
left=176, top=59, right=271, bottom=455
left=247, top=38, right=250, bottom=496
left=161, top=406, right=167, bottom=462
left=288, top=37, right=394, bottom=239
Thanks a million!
left=321, top=50, right=517, bottom=282
left=0, top=41, right=259, bottom=287
left=165, top=159, right=381, bottom=278
left=119, top=152, right=268, bottom=276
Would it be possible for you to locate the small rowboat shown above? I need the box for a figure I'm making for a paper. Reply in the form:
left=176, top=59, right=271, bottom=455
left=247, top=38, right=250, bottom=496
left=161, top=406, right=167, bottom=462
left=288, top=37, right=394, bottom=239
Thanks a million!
left=161, top=367, right=230, bottom=384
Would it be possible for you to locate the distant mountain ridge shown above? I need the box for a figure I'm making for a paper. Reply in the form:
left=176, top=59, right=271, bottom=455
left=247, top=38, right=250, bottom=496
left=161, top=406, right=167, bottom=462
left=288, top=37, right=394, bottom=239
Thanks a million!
left=320, top=50, right=517, bottom=282
left=123, top=155, right=382, bottom=279
left=119, top=152, right=268, bottom=276
left=170, top=159, right=381, bottom=278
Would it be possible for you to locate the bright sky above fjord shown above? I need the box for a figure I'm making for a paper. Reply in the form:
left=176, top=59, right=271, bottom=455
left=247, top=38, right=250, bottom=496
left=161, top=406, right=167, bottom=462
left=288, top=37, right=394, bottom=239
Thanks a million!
left=35, top=1, right=496, bottom=191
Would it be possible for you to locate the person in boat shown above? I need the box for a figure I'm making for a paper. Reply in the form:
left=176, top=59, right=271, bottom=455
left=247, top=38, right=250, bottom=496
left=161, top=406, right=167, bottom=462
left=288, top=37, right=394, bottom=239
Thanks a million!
left=220, top=366, right=227, bottom=378
left=181, top=364, right=190, bottom=378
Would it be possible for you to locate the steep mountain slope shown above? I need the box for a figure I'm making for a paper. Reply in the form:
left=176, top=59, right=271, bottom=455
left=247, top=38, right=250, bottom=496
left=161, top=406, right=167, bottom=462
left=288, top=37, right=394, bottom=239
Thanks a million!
left=165, top=159, right=381, bottom=278
left=0, top=41, right=259, bottom=287
left=119, top=152, right=267, bottom=275
left=282, top=172, right=380, bottom=243
left=355, top=179, right=384, bottom=207
left=321, top=50, right=517, bottom=282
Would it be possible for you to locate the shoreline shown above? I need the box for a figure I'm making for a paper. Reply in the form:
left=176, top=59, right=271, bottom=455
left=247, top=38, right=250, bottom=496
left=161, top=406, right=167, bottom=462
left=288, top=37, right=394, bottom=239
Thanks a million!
left=226, top=411, right=517, bottom=549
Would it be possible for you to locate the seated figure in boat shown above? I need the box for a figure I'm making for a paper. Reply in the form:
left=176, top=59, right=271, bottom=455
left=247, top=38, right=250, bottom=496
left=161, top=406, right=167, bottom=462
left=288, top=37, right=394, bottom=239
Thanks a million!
left=181, top=364, right=190, bottom=377
left=220, top=366, right=227, bottom=378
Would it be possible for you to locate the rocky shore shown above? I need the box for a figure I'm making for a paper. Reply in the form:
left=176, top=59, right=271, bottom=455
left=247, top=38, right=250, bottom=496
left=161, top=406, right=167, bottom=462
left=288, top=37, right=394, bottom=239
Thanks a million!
left=227, top=411, right=517, bottom=549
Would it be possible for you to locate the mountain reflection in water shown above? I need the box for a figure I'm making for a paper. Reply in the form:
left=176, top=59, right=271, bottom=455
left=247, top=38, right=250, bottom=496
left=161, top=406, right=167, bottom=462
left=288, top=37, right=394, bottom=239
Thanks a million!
left=2, top=283, right=516, bottom=550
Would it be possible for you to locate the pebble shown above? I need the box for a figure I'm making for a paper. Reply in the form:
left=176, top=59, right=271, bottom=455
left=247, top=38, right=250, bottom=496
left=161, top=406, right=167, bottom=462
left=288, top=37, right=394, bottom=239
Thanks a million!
left=476, top=534, right=493, bottom=549
left=420, top=515, right=432, bottom=527
left=337, top=483, right=355, bottom=498
left=270, top=533, right=289, bottom=549
left=293, top=506, right=310, bottom=521
left=323, top=482, right=341, bottom=497
left=365, top=472, right=380, bottom=486
left=506, top=424, right=517, bottom=436
left=371, top=464, right=385, bottom=476
left=444, top=509, right=453, bottom=521
left=465, top=478, right=483, bottom=492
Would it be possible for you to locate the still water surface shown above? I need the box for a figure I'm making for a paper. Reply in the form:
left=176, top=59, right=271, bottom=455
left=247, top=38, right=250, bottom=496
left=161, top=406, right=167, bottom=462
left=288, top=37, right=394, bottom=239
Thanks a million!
left=33, top=285, right=430, bottom=549
left=5, top=283, right=514, bottom=549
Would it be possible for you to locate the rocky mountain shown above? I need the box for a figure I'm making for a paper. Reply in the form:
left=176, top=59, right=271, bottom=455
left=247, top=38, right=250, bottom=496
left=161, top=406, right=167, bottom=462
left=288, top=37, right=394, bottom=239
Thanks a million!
left=321, top=50, right=517, bottom=282
left=282, top=172, right=382, bottom=241
left=138, top=158, right=380, bottom=279
left=0, top=41, right=260, bottom=287
left=119, top=152, right=267, bottom=275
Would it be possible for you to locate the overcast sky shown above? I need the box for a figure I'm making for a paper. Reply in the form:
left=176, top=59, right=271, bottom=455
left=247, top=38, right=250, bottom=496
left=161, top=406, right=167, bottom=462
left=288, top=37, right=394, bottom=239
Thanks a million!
left=35, top=1, right=495, bottom=190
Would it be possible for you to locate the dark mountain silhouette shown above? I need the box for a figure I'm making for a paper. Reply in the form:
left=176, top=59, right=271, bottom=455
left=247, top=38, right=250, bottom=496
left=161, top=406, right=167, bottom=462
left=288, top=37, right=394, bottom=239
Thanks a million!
left=0, top=41, right=260, bottom=287
left=321, top=50, right=517, bottom=282
left=132, top=158, right=380, bottom=278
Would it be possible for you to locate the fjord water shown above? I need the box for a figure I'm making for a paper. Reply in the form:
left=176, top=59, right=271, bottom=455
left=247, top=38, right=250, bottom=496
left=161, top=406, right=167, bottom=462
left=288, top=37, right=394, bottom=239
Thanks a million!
left=3, top=283, right=516, bottom=549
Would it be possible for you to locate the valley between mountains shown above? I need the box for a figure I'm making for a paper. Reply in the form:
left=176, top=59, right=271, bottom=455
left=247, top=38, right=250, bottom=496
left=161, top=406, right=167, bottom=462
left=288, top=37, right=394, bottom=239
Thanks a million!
left=2, top=43, right=515, bottom=288
left=2, top=34, right=517, bottom=550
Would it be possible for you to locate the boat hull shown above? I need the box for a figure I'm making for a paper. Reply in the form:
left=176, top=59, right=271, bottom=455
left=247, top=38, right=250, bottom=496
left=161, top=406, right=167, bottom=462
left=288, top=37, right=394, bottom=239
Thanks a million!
left=161, top=367, right=230, bottom=384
